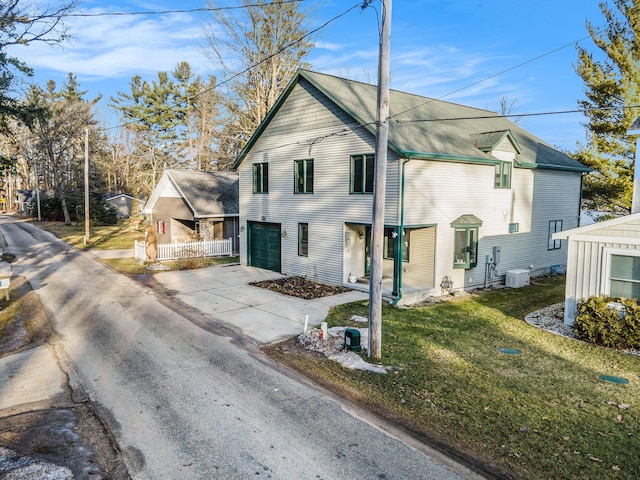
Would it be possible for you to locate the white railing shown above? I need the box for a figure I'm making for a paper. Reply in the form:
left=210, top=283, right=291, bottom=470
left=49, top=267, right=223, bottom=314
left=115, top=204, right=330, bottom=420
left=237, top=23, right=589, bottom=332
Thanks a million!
left=134, top=238, right=233, bottom=261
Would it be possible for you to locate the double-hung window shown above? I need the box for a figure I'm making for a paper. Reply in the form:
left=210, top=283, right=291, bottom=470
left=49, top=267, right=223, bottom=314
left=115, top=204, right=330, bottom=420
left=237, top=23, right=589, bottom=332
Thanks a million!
left=494, top=161, right=512, bottom=189
left=350, top=154, right=374, bottom=193
left=294, top=159, right=314, bottom=194
left=608, top=253, right=640, bottom=299
left=253, top=163, right=268, bottom=194
left=548, top=220, right=562, bottom=250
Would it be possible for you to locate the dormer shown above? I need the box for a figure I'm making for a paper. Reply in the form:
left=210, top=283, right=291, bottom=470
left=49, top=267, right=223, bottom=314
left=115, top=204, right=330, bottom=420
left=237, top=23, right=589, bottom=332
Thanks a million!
left=471, top=130, right=521, bottom=162
left=471, top=130, right=521, bottom=189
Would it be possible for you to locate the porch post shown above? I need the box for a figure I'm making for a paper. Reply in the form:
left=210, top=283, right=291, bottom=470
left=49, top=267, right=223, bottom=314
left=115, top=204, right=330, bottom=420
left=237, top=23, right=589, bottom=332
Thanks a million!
left=393, top=227, right=401, bottom=296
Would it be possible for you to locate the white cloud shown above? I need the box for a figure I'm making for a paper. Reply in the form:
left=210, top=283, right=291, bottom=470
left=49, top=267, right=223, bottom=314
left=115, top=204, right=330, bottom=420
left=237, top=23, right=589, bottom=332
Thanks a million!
left=7, top=7, right=212, bottom=82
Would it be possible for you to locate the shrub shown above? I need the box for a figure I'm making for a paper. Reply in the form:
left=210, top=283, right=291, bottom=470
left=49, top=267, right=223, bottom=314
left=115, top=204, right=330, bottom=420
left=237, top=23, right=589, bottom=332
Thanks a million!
left=574, top=295, right=640, bottom=349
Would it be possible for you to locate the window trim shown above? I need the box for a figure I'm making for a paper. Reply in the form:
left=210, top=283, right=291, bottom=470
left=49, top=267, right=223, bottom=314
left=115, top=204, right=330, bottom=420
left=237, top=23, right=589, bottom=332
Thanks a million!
left=548, top=220, right=562, bottom=250
left=494, top=161, right=512, bottom=189
left=350, top=153, right=375, bottom=194
left=253, top=162, right=268, bottom=194
left=294, top=158, right=314, bottom=194
left=602, top=248, right=640, bottom=298
left=156, top=220, right=166, bottom=235
left=298, top=223, right=308, bottom=257
left=453, top=226, right=479, bottom=269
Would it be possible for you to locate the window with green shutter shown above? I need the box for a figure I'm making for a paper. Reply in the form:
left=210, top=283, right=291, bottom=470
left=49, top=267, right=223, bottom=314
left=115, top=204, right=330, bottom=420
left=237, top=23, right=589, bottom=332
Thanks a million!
left=253, top=163, right=268, bottom=194
left=294, top=159, right=314, bottom=194
left=494, top=161, right=512, bottom=189
left=350, top=154, right=374, bottom=193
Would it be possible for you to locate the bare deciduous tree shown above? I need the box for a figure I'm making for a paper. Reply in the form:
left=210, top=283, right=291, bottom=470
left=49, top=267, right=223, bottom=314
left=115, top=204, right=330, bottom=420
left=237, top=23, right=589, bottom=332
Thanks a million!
left=203, top=0, right=314, bottom=168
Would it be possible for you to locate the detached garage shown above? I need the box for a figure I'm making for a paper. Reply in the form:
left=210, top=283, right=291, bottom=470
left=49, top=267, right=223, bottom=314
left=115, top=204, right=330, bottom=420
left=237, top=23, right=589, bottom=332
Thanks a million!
left=247, top=221, right=281, bottom=272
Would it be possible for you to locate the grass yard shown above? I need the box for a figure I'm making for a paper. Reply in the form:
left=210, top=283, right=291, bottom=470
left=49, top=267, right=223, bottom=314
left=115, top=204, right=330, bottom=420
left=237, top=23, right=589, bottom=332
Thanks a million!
left=36, top=217, right=146, bottom=250
left=266, top=275, right=639, bottom=480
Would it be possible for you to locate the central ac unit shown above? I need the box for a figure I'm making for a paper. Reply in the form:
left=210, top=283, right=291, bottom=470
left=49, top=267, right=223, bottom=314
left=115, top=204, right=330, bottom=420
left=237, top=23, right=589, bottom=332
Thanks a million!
left=506, top=269, right=530, bottom=288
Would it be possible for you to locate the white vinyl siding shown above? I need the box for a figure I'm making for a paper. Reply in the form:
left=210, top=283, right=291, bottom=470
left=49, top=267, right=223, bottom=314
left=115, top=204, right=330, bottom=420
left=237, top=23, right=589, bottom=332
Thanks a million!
left=402, top=227, right=436, bottom=289
left=238, top=76, right=582, bottom=295
left=239, top=80, right=400, bottom=285
left=401, top=161, right=579, bottom=290
left=561, top=218, right=640, bottom=324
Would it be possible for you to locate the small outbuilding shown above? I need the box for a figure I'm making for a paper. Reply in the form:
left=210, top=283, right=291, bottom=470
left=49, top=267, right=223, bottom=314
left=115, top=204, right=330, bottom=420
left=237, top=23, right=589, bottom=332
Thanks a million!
left=554, top=117, right=640, bottom=325
left=105, top=194, right=145, bottom=218
left=143, top=169, right=239, bottom=252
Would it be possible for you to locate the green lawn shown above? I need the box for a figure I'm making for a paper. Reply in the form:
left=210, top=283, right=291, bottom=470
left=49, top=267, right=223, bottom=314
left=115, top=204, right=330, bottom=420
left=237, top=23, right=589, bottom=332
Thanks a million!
left=36, top=217, right=146, bottom=250
left=35, top=218, right=239, bottom=274
left=267, top=275, right=639, bottom=480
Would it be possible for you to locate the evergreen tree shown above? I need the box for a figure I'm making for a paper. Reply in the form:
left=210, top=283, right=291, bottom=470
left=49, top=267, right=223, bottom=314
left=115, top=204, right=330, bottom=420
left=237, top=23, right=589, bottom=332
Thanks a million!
left=575, top=0, right=640, bottom=212
left=0, top=1, right=78, bottom=128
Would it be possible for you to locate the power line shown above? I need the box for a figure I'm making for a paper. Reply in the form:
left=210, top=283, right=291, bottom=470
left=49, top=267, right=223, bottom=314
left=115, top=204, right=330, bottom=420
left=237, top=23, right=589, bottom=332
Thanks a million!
left=246, top=104, right=640, bottom=158
left=393, top=104, right=640, bottom=124
left=389, top=34, right=594, bottom=121
left=61, top=1, right=302, bottom=18
left=101, top=2, right=364, bottom=132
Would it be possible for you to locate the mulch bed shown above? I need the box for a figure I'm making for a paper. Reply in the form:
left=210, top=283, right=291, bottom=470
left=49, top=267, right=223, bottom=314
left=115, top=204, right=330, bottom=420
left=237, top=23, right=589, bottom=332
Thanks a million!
left=250, top=276, right=350, bottom=299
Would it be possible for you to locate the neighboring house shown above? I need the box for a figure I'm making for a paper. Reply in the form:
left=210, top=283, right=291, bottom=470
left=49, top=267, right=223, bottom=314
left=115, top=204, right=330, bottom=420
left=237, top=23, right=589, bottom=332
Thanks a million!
left=232, top=70, right=589, bottom=304
left=16, top=190, right=34, bottom=214
left=105, top=194, right=145, bottom=218
left=554, top=117, right=640, bottom=325
left=143, top=169, right=240, bottom=252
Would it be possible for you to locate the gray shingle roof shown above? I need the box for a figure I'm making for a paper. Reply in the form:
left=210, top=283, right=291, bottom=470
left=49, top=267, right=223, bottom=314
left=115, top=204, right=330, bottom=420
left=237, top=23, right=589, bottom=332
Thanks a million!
left=167, top=170, right=239, bottom=218
left=235, top=69, right=589, bottom=172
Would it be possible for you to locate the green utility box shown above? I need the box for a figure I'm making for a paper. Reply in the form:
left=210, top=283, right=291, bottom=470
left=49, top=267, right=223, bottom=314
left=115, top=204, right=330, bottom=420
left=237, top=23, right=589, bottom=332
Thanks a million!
left=344, top=328, right=361, bottom=352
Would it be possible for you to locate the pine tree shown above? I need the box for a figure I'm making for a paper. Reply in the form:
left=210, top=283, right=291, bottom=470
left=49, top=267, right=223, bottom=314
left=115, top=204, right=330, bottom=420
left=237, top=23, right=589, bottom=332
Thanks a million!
left=575, top=0, right=640, bottom=212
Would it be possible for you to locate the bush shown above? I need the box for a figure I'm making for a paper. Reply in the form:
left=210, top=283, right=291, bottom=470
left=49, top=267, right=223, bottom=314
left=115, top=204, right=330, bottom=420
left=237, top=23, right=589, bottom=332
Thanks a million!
left=31, top=196, right=64, bottom=221
left=574, top=295, right=640, bottom=349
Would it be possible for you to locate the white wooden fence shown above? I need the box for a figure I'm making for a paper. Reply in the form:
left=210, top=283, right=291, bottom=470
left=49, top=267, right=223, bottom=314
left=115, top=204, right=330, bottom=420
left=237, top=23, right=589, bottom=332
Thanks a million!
left=134, top=238, right=233, bottom=261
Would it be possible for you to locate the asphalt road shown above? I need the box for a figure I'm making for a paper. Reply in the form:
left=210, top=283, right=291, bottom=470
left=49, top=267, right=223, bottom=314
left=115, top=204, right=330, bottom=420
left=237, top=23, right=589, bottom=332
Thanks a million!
left=0, top=217, right=482, bottom=480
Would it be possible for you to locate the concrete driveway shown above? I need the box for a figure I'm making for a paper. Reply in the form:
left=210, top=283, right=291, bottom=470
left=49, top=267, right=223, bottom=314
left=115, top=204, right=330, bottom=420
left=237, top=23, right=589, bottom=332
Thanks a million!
left=152, top=264, right=369, bottom=344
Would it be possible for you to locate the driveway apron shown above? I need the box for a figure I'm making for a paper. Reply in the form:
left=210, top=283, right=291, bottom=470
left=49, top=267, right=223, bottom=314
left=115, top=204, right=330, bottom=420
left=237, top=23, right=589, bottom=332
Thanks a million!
left=151, top=264, right=369, bottom=344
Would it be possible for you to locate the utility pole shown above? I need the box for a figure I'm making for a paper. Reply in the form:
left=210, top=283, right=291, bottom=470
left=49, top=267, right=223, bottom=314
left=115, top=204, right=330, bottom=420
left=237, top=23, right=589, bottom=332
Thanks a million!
left=368, top=0, right=392, bottom=360
left=84, top=128, right=90, bottom=244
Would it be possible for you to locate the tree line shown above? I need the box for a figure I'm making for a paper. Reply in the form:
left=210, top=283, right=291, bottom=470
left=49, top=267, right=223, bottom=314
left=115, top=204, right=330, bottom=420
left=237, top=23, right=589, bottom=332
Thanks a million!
left=0, top=0, right=638, bottom=223
left=0, top=0, right=312, bottom=223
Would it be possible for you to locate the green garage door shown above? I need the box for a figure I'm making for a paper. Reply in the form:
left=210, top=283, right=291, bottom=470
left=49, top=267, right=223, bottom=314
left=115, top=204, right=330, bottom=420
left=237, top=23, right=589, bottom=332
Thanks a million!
left=248, top=221, right=281, bottom=272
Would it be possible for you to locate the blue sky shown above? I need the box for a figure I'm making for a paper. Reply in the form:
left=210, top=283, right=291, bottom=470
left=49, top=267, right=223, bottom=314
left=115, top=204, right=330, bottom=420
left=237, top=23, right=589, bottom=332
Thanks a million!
left=8, top=0, right=607, bottom=151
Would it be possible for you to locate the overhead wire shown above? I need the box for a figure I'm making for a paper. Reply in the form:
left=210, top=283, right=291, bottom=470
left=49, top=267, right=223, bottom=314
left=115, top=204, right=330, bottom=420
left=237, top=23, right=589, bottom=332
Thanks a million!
left=388, top=34, right=594, bottom=121
left=79, top=1, right=617, bottom=151
left=99, top=1, right=365, bottom=132
left=60, top=1, right=303, bottom=18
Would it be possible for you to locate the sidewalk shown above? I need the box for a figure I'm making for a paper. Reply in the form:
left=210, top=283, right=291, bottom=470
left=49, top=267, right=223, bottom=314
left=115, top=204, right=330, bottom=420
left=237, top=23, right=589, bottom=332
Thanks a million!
left=90, top=249, right=133, bottom=259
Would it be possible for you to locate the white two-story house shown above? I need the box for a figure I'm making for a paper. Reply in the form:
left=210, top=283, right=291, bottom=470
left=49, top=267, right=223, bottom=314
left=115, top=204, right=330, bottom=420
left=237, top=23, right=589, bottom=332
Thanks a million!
left=232, top=70, right=589, bottom=304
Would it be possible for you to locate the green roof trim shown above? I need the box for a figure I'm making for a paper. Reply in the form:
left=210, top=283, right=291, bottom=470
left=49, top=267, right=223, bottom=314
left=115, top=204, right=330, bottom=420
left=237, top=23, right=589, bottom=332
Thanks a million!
left=517, top=161, right=591, bottom=173
left=232, top=69, right=589, bottom=174
left=232, top=72, right=303, bottom=169
left=401, top=150, right=501, bottom=166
